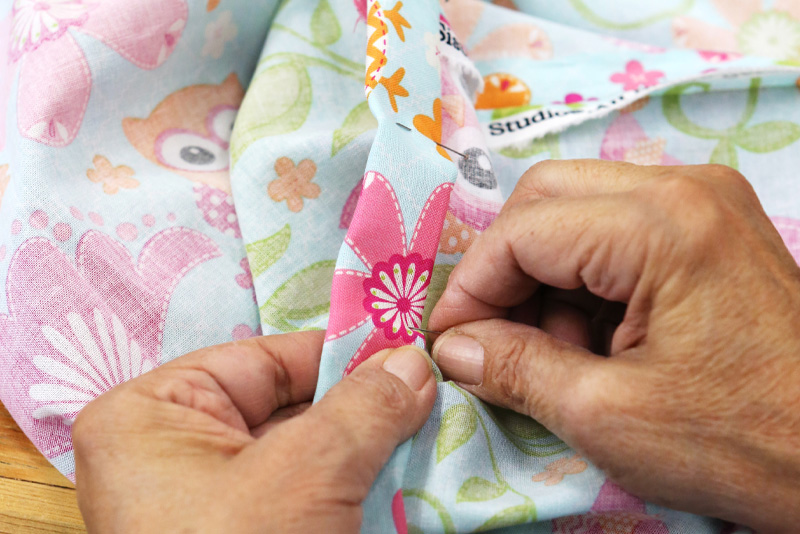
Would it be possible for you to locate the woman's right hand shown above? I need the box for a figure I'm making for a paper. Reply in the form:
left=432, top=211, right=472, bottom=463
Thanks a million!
left=429, top=160, right=800, bottom=533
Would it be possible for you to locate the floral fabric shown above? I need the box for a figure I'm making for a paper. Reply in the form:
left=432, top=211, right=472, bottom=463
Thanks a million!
left=1, top=1, right=799, bottom=532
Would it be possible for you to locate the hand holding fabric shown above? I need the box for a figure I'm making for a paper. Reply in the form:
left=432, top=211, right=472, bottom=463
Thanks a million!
left=429, top=160, right=800, bottom=534
left=72, top=332, right=436, bottom=533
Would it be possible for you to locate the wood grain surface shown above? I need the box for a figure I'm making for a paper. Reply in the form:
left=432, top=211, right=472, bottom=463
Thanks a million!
left=0, top=403, right=86, bottom=533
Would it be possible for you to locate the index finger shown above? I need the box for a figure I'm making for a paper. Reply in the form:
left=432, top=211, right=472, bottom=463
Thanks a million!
left=429, top=184, right=654, bottom=331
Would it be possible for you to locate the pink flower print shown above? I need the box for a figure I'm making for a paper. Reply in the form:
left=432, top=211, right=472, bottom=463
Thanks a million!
left=236, top=257, right=254, bottom=289
left=552, top=93, right=598, bottom=108
left=9, top=0, right=89, bottom=60
left=610, top=61, right=665, bottom=91
left=697, top=50, right=742, bottom=63
left=363, top=253, right=433, bottom=340
left=673, top=1, right=800, bottom=61
left=4, top=0, right=188, bottom=146
left=0, top=227, right=220, bottom=464
left=552, top=480, right=668, bottom=534
left=326, top=171, right=452, bottom=375
left=340, top=179, right=364, bottom=230
left=600, top=114, right=683, bottom=166
left=354, top=0, right=367, bottom=25
left=392, top=489, right=408, bottom=534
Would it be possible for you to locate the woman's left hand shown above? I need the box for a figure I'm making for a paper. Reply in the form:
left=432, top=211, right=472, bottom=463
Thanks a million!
left=72, top=331, right=436, bottom=533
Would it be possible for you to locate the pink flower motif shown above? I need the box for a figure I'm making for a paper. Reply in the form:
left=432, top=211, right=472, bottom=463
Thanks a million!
left=697, top=50, right=742, bottom=63
left=363, top=253, right=433, bottom=341
left=552, top=480, right=668, bottom=533
left=0, top=227, right=220, bottom=467
left=340, top=179, right=364, bottom=230
left=327, top=171, right=452, bottom=375
left=354, top=0, right=367, bottom=24
left=392, top=489, right=408, bottom=534
left=1, top=0, right=188, bottom=147
left=235, top=257, right=253, bottom=289
left=552, top=93, right=599, bottom=107
left=600, top=114, right=683, bottom=166
left=610, top=61, right=665, bottom=91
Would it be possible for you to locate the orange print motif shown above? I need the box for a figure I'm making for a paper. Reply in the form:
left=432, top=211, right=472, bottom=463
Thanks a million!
left=475, top=73, right=531, bottom=109
left=413, top=98, right=450, bottom=160
left=532, top=453, right=588, bottom=486
left=365, top=1, right=411, bottom=112
left=86, top=155, right=139, bottom=195
left=268, top=157, right=320, bottom=213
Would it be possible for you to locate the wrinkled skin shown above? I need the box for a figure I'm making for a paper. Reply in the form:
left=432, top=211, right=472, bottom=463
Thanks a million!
left=430, top=160, right=800, bottom=534
left=72, top=333, right=435, bottom=533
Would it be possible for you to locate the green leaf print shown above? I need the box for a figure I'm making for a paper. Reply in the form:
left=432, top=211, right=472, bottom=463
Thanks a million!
left=734, top=122, right=800, bottom=153
left=230, top=62, right=312, bottom=165
left=436, top=403, right=477, bottom=463
left=476, top=503, right=537, bottom=531
left=709, top=139, right=739, bottom=169
left=310, top=0, right=341, bottom=46
left=483, top=403, right=569, bottom=457
left=245, top=225, right=291, bottom=278
left=662, top=83, right=722, bottom=140
left=663, top=78, right=800, bottom=170
left=498, top=134, right=561, bottom=160
left=331, top=101, right=378, bottom=156
left=421, top=264, right=454, bottom=330
left=568, top=0, right=693, bottom=30
left=490, top=104, right=542, bottom=120
left=456, top=477, right=507, bottom=503
left=260, top=260, right=336, bottom=332
left=402, top=490, right=456, bottom=534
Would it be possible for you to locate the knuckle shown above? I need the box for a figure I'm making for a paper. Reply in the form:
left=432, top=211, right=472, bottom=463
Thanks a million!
left=484, top=332, right=533, bottom=411
left=517, top=160, right=560, bottom=196
left=558, top=371, right=618, bottom=447
left=638, top=173, right=728, bottom=250
left=701, top=164, right=760, bottom=203
left=701, top=164, right=746, bottom=188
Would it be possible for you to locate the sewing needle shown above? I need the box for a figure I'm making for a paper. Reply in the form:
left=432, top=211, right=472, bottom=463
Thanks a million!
left=396, top=123, right=469, bottom=160
left=410, top=327, right=444, bottom=343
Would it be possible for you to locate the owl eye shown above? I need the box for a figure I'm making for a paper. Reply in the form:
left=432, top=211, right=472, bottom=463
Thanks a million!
left=156, top=132, right=229, bottom=172
left=208, top=106, right=238, bottom=144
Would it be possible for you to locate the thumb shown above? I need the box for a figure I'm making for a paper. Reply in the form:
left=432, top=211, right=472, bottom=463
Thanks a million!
left=431, top=319, right=614, bottom=441
left=271, top=345, right=437, bottom=507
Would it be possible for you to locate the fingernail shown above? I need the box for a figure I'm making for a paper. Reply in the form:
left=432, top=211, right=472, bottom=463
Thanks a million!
left=383, top=346, right=432, bottom=391
left=431, top=334, right=484, bottom=385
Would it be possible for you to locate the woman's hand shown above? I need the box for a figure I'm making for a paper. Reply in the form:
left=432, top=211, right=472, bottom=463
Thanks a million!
left=72, top=332, right=436, bottom=533
left=429, top=160, right=800, bottom=533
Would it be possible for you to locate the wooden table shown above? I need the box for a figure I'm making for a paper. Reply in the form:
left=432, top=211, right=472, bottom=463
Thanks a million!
left=0, top=403, right=86, bottom=533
